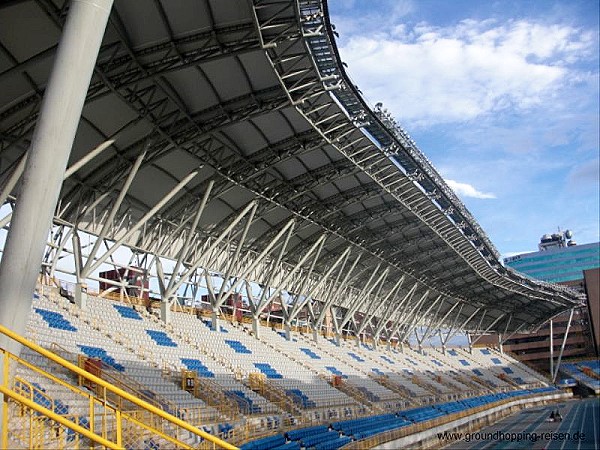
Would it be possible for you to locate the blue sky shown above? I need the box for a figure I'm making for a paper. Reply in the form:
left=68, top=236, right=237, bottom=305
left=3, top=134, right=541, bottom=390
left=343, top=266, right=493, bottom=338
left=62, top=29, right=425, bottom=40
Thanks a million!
left=329, top=0, right=599, bottom=258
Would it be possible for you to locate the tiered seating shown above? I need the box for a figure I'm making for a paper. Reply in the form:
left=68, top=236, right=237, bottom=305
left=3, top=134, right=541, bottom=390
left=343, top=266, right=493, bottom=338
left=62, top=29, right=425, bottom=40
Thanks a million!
left=146, top=329, right=178, bottom=347
left=241, top=386, right=561, bottom=449
left=240, top=433, right=286, bottom=450
left=432, top=347, right=506, bottom=388
left=170, top=311, right=299, bottom=413
left=15, top=379, right=71, bottom=416
left=401, top=347, right=473, bottom=392
left=26, top=293, right=222, bottom=422
left=401, top=405, right=445, bottom=422
left=23, top=285, right=560, bottom=447
left=284, top=333, right=404, bottom=403
left=463, top=347, right=546, bottom=386
left=287, top=425, right=349, bottom=449
left=561, top=361, right=600, bottom=393
left=300, top=348, right=321, bottom=359
left=113, top=304, right=143, bottom=320
left=286, top=388, right=316, bottom=408
left=254, top=363, right=283, bottom=379
left=331, top=339, right=464, bottom=397
left=332, top=414, right=410, bottom=440
left=180, top=320, right=355, bottom=409
left=81, top=297, right=276, bottom=416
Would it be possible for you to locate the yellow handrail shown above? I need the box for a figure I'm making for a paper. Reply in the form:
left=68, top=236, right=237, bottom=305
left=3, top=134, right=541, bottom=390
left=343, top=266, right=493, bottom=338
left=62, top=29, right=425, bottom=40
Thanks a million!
left=0, top=323, right=238, bottom=450
left=0, top=384, right=120, bottom=449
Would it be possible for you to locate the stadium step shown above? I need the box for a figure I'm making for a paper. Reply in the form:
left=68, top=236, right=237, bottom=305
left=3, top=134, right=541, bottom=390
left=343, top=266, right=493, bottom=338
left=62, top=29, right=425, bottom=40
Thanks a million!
left=321, top=374, right=384, bottom=413
left=170, top=369, right=241, bottom=419
left=369, top=374, right=415, bottom=406
left=243, top=374, right=302, bottom=416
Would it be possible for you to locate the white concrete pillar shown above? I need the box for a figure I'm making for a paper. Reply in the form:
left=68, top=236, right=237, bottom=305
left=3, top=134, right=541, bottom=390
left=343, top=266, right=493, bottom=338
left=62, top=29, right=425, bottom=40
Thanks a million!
left=0, top=0, right=114, bottom=355
left=252, top=317, right=260, bottom=339
left=0, top=0, right=114, bottom=441
left=74, top=283, right=88, bottom=310
left=211, top=310, right=220, bottom=331
left=160, top=301, right=171, bottom=324
left=283, top=323, right=292, bottom=340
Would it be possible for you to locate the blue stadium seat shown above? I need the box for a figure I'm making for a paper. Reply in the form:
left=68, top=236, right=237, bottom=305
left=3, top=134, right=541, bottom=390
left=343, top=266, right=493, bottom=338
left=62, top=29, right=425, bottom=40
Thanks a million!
left=348, top=352, right=365, bottom=362
left=300, top=431, right=340, bottom=447
left=286, top=425, right=328, bottom=441
left=181, top=358, right=215, bottom=377
left=286, top=389, right=316, bottom=408
left=240, top=434, right=286, bottom=450
left=225, top=340, right=252, bottom=354
left=34, top=308, right=77, bottom=331
left=78, top=345, right=125, bottom=371
left=254, top=362, right=282, bottom=378
left=325, top=366, right=346, bottom=378
left=113, top=304, right=142, bottom=320
left=146, top=329, right=177, bottom=347
left=226, top=390, right=261, bottom=414
left=300, top=347, right=321, bottom=359
left=356, top=386, right=380, bottom=402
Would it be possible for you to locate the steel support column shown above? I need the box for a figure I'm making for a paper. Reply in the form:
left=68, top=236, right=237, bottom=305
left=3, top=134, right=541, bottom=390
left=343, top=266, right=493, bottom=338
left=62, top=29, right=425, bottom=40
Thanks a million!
left=549, top=319, right=554, bottom=379
left=552, top=308, right=575, bottom=383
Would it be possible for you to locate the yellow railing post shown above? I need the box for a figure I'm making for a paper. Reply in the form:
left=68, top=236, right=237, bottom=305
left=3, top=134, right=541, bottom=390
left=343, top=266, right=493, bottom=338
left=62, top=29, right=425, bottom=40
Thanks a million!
left=1, top=350, right=8, bottom=450
left=115, top=410, right=122, bottom=448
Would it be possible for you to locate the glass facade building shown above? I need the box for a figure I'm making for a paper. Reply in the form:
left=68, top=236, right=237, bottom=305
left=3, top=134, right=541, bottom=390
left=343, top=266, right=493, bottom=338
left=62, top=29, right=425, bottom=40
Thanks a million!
left=504, top=242, right=600, bottom=284
left=492, top=240, right=600, bottom=373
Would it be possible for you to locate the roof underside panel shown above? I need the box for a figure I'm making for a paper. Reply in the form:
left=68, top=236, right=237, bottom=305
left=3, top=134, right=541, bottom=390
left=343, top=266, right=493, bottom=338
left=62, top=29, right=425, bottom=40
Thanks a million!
left=0, top=0, right=582, bottom=335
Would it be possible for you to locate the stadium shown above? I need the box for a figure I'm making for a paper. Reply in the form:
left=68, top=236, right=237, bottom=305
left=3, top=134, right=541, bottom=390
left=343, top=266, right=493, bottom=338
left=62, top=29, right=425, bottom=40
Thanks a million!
left=0, top=0, right=596, bottom=449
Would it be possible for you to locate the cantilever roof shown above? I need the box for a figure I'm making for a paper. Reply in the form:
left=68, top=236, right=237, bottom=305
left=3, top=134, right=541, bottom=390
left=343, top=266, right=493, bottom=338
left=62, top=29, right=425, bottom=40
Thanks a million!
left=0, top=0, right=582, bottom=336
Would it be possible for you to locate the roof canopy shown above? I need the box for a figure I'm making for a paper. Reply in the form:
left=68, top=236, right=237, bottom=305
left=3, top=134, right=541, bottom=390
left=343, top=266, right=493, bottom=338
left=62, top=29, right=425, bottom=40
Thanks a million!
left=0, top=0, right=582, bottom=338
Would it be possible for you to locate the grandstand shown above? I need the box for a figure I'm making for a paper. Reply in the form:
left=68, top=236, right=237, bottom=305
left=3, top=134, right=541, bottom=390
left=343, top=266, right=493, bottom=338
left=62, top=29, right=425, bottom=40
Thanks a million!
left=0, top=0, right=587, bottom=448
left=559, top=360, right=600, bottom=394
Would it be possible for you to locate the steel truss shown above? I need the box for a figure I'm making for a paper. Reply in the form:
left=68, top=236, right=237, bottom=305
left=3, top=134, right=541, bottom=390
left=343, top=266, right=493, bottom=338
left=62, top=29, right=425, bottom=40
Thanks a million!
left=0, top=0, right=583, bottom=350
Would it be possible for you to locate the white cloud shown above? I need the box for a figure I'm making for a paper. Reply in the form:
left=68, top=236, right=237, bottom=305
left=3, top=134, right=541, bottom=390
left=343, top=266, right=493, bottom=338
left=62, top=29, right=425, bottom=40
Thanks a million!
left=338, top=19, right=595, bottom=127
left=446, top=179, right=496, bottom=199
